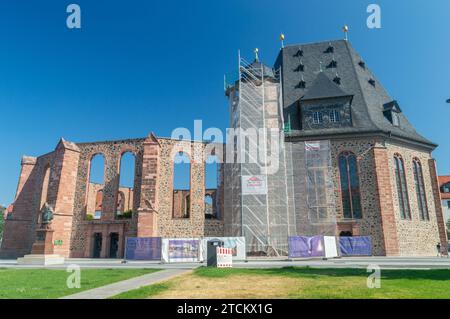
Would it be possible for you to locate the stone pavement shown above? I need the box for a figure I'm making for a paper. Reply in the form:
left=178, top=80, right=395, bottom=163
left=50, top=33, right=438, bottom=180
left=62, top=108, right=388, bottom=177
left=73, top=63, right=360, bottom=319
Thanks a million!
left=61, top=268, right=192, bottom=299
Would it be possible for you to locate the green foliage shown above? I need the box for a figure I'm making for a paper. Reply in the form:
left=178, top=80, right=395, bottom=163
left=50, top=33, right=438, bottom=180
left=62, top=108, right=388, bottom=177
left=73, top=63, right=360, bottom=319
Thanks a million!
left=86, top=213, right=94, bottom=221
left=110, top=282, right=170, bottom=299
left=0, top=268, right=159, bottom=299
left=116, top=210, right=133, bottom=219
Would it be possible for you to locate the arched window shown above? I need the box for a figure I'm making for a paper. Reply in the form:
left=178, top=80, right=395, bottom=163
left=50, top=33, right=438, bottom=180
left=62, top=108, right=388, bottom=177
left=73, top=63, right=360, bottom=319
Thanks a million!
left=413, top=159, right=429, bottom=220
left=117, top=152, right=135, bottom=218
left=173, top=152, right=190, bottom=218
left=94, top=190, right=103, bottom=219
left=204, top=194, right=214, bottom=218
left=338, top=152, right=362, bottom=219
left=117, top=191, right=125, bottom=213
left=87, top=154, right=105, bottom=220
left=394, top=154, right=411, bottom=220
left=40, top=165, right=51, bottom=210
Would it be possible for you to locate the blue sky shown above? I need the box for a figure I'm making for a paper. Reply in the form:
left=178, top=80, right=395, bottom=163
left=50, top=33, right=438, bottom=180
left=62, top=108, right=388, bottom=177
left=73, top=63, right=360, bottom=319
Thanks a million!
left=0, top=0, right=449, bottom=205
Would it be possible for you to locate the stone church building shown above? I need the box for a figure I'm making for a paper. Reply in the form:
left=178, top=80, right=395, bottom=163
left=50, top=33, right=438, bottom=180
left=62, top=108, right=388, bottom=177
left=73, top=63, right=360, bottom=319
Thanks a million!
left=0, top=39, right=447, bottom=258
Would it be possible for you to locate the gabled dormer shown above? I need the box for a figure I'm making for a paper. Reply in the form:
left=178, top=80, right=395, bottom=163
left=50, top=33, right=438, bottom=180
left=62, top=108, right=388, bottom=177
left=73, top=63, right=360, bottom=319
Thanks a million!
left=299, top=72, right=353, bottom=130
left=383, top=100, right=402, bottom=127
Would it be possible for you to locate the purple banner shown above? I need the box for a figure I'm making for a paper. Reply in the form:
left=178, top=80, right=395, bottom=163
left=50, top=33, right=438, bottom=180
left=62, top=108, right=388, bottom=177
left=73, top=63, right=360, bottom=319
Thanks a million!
left=288, top=236, right=325, bottom=258
left=339, top=236, right=372, bottom=256
left=125, top=237, right=161, bottom=260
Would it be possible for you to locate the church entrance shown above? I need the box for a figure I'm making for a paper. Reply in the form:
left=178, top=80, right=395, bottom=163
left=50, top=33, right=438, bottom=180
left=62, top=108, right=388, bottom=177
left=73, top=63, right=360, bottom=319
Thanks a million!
left=93, top=232, right=102, bottom=258
left=339, top=231, right=353, bottom=237
left=109, top=233, right=119, bottom=258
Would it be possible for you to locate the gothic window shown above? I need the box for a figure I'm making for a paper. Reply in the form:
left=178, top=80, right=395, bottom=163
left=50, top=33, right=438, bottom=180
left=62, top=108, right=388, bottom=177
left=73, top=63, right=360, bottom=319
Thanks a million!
left=330, top=109, right=340, bottom=123
left=394, top=154, right=411, bottom=220
left=116, top=152, right=135, bottom=218
left=205, top=155, right=219, bottom=219
left=413, top=159, right=429, bottom=220
left=312, top=111, right=323, bottom=124
left=173, top=151, right=191, bottom=219
left=338, top=152, right=362, bottom=219
left=87, top=154, right=105, bottom=220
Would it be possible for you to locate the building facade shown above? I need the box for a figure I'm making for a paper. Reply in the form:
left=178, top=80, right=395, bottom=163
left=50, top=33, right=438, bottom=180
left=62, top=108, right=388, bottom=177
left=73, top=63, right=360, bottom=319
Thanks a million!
left=0, top=135, right=224, bottom=258
left=0, top=39, right=447, bottom=258
left=439, top=176, right=450, bottom=224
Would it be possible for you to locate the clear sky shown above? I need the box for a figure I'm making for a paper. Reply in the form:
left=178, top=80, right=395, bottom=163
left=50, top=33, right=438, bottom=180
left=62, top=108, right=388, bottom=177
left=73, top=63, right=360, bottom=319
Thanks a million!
left=0, top=0, right=449, bottom=206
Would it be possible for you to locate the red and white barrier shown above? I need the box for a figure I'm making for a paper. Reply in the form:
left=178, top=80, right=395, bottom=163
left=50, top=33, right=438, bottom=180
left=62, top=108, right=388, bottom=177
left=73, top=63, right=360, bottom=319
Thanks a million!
left=216, top=247, right=233, bottom=268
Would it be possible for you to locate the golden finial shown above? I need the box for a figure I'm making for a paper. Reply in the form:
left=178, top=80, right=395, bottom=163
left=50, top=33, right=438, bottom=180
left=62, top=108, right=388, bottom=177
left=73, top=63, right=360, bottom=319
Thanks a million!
left=280, top=33, right=285, bottom=48
left=254, top=48, right=259, bottom=61
left=343, top=25, right=349, bottom=41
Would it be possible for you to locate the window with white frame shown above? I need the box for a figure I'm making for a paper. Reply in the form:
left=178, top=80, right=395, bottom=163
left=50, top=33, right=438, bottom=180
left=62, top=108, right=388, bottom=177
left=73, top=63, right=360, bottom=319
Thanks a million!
left=313, top=111, right=323, bottom=124
left=329, top=109, right=340, bottom=123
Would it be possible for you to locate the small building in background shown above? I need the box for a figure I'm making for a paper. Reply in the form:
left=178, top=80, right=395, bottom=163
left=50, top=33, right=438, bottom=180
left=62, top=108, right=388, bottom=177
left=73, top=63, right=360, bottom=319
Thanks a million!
left=439, top=176, right=450, bottom=223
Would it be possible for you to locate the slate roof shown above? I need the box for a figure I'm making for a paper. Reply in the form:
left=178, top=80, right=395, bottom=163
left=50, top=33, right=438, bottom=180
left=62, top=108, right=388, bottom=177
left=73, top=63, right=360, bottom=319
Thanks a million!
left=301, top=72, right=352, bottom=101
left=274, top=40, right=436, bottom=149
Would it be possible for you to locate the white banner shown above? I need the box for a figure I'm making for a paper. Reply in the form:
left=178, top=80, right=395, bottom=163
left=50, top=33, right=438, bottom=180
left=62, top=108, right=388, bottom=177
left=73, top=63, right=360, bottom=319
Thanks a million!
left=324, top=236, right=339, bottom=258
left=241, top=175, right=267, bottom=195
left=161, top=238, right=201, bottom=263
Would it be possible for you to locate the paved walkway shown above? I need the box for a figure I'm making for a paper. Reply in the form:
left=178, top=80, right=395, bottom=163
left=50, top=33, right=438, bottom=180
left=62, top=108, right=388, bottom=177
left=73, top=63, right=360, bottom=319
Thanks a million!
left=61, top=268, right=192, bottom=299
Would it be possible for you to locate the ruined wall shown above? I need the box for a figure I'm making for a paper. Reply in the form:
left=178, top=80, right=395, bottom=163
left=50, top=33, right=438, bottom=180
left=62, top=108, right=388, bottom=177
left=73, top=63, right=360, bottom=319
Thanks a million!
left=69, top=138, right=144, bottom=258
left=0, top=153, right=54, bottom=258
left=157, top=138, right=206, bottom=237
left=85, top=183, right=134, bottom=216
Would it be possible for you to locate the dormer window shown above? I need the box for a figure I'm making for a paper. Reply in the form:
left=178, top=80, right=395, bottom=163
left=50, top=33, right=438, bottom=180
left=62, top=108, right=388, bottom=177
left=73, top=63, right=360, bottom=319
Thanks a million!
left=383, top=100, right=402, bottom=127
left=392, top=112, right=399, bottom=126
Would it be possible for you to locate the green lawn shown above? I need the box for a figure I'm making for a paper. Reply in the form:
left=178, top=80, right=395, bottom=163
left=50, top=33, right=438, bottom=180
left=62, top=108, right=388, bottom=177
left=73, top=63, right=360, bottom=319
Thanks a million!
left=113, top=267, right=450, bottom=299
left=0, top=268, right=159, bottom=299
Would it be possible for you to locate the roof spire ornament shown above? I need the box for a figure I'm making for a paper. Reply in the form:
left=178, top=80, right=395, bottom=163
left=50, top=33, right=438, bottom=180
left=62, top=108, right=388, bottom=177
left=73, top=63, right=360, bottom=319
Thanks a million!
left=343, top=25, right=349, bottom=41
left=254, top=48, right=259, bottom=62
left=280, top=33, right=285, bottom=49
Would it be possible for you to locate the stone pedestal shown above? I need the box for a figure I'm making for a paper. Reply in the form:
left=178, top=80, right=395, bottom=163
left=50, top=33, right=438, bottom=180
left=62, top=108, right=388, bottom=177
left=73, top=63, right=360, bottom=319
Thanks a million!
left=17, top=227, right=65, bottom=265
left=31, top=228, right=55, bottom=254
left=17, top=254, right=65, bottom=265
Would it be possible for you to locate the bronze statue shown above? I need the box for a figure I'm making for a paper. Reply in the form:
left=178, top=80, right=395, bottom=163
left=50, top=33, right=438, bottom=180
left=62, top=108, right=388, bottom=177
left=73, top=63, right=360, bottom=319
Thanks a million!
left=41, top=203, right=54, bottom=224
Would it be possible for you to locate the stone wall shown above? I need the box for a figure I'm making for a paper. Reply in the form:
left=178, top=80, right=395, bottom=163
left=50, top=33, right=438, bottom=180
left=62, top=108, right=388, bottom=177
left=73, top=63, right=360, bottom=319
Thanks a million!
left=329, top=138, right=387, bottom=256
left=386, top=142, right=443, bottom=256
left=69, top=138, right=144, bottom=257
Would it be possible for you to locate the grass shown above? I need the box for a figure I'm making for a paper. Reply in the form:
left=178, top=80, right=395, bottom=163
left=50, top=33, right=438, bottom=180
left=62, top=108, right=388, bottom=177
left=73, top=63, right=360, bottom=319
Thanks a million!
left=0, top=268, right=159, bottom=299
left=112, top=267, right=450, bottom=299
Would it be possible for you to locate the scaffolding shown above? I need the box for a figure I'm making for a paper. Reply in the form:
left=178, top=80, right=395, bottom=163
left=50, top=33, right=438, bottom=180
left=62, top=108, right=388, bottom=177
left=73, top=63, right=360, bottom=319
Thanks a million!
left=224, top=52, right=295, bottom=256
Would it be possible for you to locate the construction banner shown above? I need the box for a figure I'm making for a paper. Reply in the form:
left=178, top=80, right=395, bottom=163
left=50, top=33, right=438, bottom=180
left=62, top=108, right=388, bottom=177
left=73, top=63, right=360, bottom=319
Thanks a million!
left=124, top=237, right=162, bottom=261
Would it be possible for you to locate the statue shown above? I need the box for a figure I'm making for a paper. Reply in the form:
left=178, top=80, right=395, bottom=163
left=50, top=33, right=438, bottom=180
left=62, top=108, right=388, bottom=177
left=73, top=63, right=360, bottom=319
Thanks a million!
left=41, top=203, right=54, bottom=225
